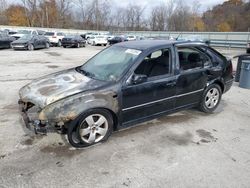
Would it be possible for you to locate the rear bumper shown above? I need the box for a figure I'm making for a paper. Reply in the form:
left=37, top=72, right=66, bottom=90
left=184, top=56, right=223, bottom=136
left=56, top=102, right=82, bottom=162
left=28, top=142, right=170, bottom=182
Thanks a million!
left=224, top=79, right=234, bottom=93
left=62, top=42, right=77, bottom=47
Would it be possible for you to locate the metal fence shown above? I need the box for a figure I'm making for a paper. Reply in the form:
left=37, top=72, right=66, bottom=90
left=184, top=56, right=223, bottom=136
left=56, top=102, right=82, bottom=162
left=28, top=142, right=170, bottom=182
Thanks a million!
left=1, top=25, right=250, bottom=48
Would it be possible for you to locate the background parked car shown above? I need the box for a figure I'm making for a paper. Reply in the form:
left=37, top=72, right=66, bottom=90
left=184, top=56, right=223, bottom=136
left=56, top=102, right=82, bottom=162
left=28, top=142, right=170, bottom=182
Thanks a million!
left=127, top=35, right=137, bottom=41
left=108, top=36, right=128, bottom=45
left=44, top=31, right=65, bottom=47
left=247, top=42, right=250, bottom=53
left=0, top=31, right=16, bottom=49
left=88, top=36, right=108, bottom=46
left=2, top=29, right=17, bottom=35
left=177, top=35, right=210, bottom=45
left=11, top=34, right=50, bottom=51
left=62, top=35, right=86, bottom=48
left=11, top=30, right=39, bottom=40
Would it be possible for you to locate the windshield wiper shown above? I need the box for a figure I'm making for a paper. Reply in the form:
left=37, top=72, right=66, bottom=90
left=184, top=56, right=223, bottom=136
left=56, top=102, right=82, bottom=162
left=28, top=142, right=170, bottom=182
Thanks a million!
left=78, top=67, right=96, bottom=78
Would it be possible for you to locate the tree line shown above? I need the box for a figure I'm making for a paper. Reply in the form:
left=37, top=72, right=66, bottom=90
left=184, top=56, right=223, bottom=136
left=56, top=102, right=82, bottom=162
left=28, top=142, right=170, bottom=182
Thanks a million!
left=0, top=0, right=249, bottom=32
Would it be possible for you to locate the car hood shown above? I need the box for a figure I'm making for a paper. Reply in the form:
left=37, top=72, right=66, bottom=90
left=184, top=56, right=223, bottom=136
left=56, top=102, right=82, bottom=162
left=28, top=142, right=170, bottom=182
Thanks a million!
left=19, top=68, right=108, bottom=108
left=12, top=39, right=30, bottom=44
left=11, top=34, right=26, bottom=38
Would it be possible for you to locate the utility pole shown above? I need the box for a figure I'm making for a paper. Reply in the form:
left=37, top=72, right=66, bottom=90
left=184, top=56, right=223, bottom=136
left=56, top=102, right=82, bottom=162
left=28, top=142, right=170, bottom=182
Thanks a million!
left=96, top=0, right=99, bottom=31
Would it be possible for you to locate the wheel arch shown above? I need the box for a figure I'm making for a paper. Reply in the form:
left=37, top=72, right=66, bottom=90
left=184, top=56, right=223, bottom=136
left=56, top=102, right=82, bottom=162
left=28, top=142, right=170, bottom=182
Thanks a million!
left=212, top=80, right=225, bottom=93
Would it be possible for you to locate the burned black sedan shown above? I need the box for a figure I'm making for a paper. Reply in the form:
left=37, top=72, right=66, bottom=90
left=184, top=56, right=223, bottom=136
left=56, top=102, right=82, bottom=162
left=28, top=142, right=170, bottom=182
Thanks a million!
left=11, top=35, right=50, bottom=51
left=62, top=35, right=86, bottom=48
left=0, top=32, right=16, bottom=49
left=19, top=41, right=234, bottom=148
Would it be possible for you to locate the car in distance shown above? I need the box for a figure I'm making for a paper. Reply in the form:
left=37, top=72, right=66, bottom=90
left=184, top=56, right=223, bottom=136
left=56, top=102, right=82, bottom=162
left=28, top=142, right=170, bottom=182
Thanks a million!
left=18, top=40, right=234, bottom=148
left=247, top=42, right=250, bottom=54
left=11, top=30, right=39, bottom=40
left=177, top=35, right=210, bottom=46
left=62, top=35, right=86, bottom=48
left=108, top=36, right=128, bottom=45
left=44, top=31, right=65, bottom=47
left=127, top=35, right=137, bottom=41
left=0, top=32, right=16, bottom=49
left=11, top=35, right=50, bottom=50
left=88, top=36, right=108, bottom=46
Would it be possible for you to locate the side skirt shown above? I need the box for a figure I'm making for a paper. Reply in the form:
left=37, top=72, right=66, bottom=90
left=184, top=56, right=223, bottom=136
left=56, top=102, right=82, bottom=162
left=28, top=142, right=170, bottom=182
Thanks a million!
left=117, top=102, right=199, bottom=131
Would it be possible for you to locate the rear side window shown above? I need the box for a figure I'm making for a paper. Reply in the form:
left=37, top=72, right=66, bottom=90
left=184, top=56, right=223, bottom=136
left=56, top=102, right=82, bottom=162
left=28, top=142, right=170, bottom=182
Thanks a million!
left=178, top=47, right=212, bottom=71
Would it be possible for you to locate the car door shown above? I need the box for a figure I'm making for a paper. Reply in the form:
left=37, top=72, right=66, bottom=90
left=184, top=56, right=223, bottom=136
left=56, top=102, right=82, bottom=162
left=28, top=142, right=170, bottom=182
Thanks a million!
left=121, top=47, right=177, bottom=125
left=32, top=36, right=40, bottom=48
left=175, top=46, right=211, bottom=108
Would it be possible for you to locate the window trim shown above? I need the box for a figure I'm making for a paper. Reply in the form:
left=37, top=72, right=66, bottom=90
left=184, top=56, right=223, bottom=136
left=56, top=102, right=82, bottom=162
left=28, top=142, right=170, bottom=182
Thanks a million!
left=177, top=46, right=212, bottom=73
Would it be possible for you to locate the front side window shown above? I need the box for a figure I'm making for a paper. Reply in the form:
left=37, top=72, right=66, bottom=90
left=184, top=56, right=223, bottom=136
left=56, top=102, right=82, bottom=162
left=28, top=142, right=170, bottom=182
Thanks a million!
left=80, top=46, right=141, bottom=81
left=135, top=48, right=171, bottom=78
left=178, top=47, right=211, bottom=71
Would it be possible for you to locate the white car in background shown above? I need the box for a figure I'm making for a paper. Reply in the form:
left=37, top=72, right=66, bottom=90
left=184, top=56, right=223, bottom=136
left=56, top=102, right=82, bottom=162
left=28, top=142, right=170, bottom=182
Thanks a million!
left=44, top=31, right=65, bottom=47
left=127, top=35, right=137, bottom=41
left=11, top=30, right=39, bottom=40
left=88, top=36, right=108, bottom=46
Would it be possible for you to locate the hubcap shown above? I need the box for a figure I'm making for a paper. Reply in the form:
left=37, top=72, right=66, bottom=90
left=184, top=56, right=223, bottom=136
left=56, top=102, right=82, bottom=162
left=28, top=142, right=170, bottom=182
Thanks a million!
left=205, top=88, right=219, bottom=109
left=79, top=114, right=108, bottom=144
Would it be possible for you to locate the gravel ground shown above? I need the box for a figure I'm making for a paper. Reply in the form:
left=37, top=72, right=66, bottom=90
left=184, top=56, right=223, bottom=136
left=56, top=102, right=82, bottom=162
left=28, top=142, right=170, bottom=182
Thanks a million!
left=0, top=46, right=250, bottom=188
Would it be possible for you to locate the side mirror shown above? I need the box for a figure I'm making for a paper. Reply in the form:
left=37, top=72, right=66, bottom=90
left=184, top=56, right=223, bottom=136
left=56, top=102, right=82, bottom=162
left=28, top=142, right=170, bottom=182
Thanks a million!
left=132, top=74, right=147, bottom=85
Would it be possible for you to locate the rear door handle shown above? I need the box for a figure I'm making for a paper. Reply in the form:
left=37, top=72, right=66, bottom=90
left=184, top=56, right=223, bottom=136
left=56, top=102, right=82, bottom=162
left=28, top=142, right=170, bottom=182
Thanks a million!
left=166, top=81, right=176, bottom=87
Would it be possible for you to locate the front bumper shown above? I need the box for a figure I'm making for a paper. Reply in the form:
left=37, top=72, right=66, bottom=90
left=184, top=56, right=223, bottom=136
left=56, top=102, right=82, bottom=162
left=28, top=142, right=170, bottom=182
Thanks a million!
left=12, top=45, right=28, bottom=50
left=18, top=100, right=50, bottom=134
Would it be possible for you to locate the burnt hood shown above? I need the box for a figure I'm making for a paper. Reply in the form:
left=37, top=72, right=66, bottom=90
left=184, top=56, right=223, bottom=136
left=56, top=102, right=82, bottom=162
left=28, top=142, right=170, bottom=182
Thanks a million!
left=19, top=68, right=108, bottom=108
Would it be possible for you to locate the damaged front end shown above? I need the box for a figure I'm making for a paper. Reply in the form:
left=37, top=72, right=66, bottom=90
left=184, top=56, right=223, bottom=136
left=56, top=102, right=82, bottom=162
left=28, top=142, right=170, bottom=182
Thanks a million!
left=18, top=100, right=49, bottom=134
left=18, top=68, right=119, bottom=135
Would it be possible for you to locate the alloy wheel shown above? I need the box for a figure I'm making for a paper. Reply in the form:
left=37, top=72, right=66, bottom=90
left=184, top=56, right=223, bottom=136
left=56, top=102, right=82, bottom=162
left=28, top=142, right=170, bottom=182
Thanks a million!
left=205, top=88, right=220, bottom=109
left=78, top=114, right=108, bottom=144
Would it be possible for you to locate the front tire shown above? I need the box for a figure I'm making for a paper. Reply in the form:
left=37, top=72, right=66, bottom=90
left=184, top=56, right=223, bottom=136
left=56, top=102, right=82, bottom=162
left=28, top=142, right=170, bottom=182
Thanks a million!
left=28, top=44, right=34, bottom=51
left=199, top=84, right=222, bottom=113
left=57, top=40, right=62, bottom=47
left=45, top=42, right=50, bottom=49
left=67, top=109, right=113, bottom=148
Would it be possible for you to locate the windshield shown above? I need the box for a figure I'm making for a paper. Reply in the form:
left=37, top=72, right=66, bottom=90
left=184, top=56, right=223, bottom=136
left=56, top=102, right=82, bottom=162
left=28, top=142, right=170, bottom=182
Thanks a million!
left=20, top=35, right=33, bottom=40
left=66, top=35, right=76, bottom=38
left=80, top=46, right=142, bottom=81
left=18, top=30, right=31, bottom=34
left=45, top=32, right=55, bottom=36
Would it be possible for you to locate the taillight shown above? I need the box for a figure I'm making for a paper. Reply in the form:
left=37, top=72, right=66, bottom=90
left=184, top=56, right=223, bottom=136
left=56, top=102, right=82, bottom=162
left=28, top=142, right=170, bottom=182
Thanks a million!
left=228, top=61, right=233, bottom=74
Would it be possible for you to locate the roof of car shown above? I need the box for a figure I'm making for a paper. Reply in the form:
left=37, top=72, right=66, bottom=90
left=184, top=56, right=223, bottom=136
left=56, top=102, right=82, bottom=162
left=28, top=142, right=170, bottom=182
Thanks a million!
left=115, top=40, right=205, bottom=50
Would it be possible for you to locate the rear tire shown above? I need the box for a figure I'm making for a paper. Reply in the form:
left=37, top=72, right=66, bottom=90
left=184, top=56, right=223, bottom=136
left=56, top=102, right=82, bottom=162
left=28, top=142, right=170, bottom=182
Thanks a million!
left=63, top=46, right=66, bottom=48
left=199, top=84, right=222, bottom=113
left=67, top=109, right=113, bottom=148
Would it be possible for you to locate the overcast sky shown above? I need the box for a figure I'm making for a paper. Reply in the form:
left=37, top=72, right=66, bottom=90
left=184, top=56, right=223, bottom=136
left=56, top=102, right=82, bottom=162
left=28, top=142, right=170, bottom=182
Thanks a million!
left=8, top=0, right=228, bottom=13
left=115, top=0, right=228, bottom=13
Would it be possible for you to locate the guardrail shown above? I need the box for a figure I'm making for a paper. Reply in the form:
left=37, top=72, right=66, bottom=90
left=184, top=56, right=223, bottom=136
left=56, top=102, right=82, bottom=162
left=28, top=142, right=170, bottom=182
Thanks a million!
left=1, top=25, right=249, bottom=49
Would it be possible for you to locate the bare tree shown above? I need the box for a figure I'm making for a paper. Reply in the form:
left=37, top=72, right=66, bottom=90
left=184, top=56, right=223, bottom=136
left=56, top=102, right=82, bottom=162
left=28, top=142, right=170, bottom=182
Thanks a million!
left=0, top=0, right=7, bottom=24
left=21, top=0, right=39, bottom=26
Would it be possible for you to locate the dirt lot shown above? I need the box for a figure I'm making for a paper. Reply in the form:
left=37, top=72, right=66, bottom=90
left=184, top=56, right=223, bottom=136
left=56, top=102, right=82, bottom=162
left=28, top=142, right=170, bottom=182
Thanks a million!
left=0, top=46, right=250, bottom=188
